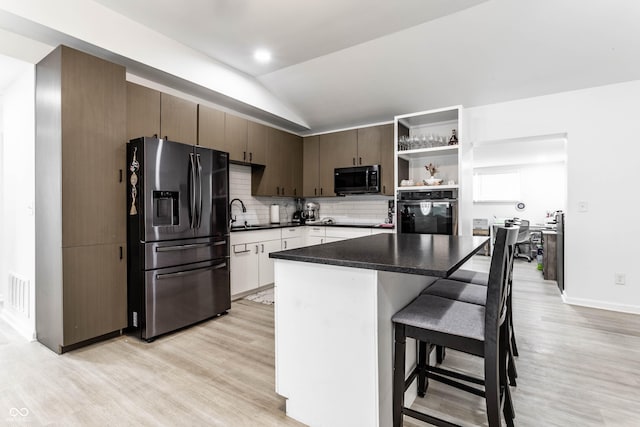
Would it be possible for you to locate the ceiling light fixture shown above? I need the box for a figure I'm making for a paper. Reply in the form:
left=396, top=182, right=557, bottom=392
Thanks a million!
left=254, top=49, right=272, bottom=63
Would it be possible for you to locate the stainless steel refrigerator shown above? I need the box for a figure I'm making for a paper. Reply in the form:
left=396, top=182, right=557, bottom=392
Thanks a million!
left=126, top=137, right=230, bottom=341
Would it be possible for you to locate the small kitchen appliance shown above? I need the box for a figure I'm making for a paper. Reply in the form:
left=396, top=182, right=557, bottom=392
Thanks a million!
left=292, top=198, right=305, bottom=224
left=302, top=202, right=320, bottom=222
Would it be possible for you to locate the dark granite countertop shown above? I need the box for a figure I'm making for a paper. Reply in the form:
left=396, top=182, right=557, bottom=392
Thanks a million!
left=270, top=233, right=488, bottom=277
left=230, top=222, right=394, bottom=232
left=230, top=222, right=302, bottom=232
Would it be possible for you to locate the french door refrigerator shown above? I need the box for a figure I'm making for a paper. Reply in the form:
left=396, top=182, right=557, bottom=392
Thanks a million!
left=127, top=137, right=230, bottom=341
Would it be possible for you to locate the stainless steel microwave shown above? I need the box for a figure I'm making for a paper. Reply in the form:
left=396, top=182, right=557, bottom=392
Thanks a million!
left=334, top=165, right=380, bottom=195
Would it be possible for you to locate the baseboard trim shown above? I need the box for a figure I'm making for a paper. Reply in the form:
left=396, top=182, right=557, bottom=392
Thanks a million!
left=0, top=310, right=36, bottom=341
left=562, top=293, right=640, bottom=315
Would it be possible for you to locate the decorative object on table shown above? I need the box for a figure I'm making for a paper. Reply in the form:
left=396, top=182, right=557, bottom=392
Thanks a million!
left=424, top=163, right=442, bottom=185
left=425, top=162, right=437, bottom=177
left=448, top=129, right=458, bottom=145
left=129, top=147, right=139, bottom=215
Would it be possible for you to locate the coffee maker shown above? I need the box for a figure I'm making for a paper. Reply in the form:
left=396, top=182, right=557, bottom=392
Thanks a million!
left=292, top=198, right=305, bottom=224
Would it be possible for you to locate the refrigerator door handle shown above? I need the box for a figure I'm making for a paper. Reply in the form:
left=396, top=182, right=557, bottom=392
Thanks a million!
left=156, top=262, right=227, bottom=280
left=195, top=153, right=203, bottom=228
left=188, top=153, right=197, bottom=229
left=155, top=241, right=225, bottom=252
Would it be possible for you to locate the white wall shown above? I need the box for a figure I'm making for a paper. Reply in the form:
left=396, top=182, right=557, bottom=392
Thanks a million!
left=0, top=65, right=36, bottom=339
left=461, top=80, right=640, bottom=314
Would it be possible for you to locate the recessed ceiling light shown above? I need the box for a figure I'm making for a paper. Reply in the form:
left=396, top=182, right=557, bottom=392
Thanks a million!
left=254, top=49, right=272, bottom=63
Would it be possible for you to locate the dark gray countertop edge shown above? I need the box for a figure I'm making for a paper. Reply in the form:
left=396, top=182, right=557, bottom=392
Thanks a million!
left=270, top=252, right=447, bottom=277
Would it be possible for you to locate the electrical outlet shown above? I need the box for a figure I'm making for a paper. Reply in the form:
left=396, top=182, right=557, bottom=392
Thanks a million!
left=578, top=201, right=589, bottom=212
left=614, top=273, right=626, bottom=285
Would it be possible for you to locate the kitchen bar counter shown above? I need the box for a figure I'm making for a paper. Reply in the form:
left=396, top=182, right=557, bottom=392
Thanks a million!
left=271, top=233, right=488, bottom=427
left=271, top=233, right=486, bottom=277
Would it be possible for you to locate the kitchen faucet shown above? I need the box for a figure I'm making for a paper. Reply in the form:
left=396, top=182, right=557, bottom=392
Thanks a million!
left=229, top=198, right=247, bottom=227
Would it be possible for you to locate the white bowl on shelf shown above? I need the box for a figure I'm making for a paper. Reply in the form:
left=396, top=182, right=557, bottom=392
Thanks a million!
left=424, top=177, right=443, bottom=186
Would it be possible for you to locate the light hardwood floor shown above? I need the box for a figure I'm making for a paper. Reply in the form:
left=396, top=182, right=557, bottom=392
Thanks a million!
left=1, top=258, right=639, bottom=426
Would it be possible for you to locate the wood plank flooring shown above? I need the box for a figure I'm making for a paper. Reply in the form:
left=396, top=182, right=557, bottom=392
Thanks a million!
left=1, top=257, right=639, bottom=426
left=407, top=257, right=640, bottom=427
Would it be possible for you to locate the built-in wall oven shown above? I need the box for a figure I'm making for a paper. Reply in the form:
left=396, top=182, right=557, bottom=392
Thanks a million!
left=397, top=190, right=458, bottom=235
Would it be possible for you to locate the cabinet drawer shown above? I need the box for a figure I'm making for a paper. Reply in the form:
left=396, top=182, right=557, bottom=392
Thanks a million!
left=325, top=227, right=371, bottom=239
left=231, top=228, right=281, bottom=245
left=306, top=226, right=325, bottom=237
left=281, top=227, right=303, bottom=239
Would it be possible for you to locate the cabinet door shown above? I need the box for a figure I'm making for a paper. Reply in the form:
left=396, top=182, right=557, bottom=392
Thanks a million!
left=61, top=47, right=127, bottom=247
left=319, top=130, right=357, bottom=196
left=258, top=239, right=282, bottom=287
left=303, top=136, right=320, bottom=197
left=288, top=133, right=303, bottom=197
left=198, top=104, right=225, bottom=151
left=62, top=243, right=126, bottom=346
left=252, top=128, right=285, bottom=196
left=230, top=242, right=259, bottom=296
left=247, top=121, right=267, bottom=165
left=306, top=236, right=325, bottom=245
left=379, top=124, right=395, bottom=195
left=282, top=237, right=304, bottom=250
left=126, top=82, right=160, bottom=141
left=224, top=114, right=249, bottom=162
left=356, top=126, right=382, bottom=166
left=160, top=93, right=197, bottom=145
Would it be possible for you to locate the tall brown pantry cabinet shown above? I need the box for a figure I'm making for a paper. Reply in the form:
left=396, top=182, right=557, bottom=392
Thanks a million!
left=35, top=45, right=127, bottom=353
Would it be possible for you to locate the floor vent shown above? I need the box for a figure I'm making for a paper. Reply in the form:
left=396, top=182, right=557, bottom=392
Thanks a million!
left=8, top=273, right=30, bottom=318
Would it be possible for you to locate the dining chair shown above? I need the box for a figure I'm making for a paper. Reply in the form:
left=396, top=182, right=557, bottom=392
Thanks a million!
left=392, top=227, right=517, bottom=427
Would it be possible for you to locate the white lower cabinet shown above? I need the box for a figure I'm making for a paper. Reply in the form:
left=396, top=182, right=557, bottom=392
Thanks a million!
left=281, top=227, right=305, bottom=250
left=231, top=226, right=395, bottom=298
left=230, top=229, right=281, bottom=298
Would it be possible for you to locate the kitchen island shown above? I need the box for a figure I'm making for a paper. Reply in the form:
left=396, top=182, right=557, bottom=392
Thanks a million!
left=270, top=233, right=488, bottom=427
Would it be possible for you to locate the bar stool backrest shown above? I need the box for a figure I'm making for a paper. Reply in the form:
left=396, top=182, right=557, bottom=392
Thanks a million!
left=485, top=227, right=519, bottom=349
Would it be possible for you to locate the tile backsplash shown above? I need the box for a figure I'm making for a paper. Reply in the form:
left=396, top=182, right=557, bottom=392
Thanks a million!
left=230, top=164, right=392, bottom=225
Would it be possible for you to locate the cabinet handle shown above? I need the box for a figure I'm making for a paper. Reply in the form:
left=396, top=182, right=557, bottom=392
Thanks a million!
left=249, top=152, right=253, bottom=162
left=276, top=186, right=280, bottom=195
left=294, top=188, right=297, bottom=196
left=255, top=245, right=259, bottom=254
left=119, top=169, right=123, bottom=182
left=321, top=238, right=324, bottom=244
left=314, top=188, right=317, bottom=196
left=119, top=246, right=123, bottom=260
left=164, top=135, right=168, bottom=140
left=352, top=157, right=356, bottom=165
left=233, top=244, right=250, bottom=254
left=282, top=187, right=285, bottom=196
left=153, top=134, right=158, bottom=138
left=261, top=244, right=264, bottom=253
left=243, top=151, right=246, bottom=162
left=359, top=157, right=362, bottom=165
left=284, top=241, right=288, bottom=249
left=320, top=188, right=323, bottom=195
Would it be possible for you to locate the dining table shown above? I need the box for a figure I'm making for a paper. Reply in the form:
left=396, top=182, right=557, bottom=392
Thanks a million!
left=270, top=233, right=489, bottom=427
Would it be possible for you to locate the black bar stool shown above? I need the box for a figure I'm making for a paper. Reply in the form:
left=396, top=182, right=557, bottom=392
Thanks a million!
left=392, top=227, right=518, bottom=427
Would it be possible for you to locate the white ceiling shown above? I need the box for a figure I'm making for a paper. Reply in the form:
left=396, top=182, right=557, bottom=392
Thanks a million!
left=92, top=0, right=487, bottom=77
left=2, top=0, right=640, bottom=134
